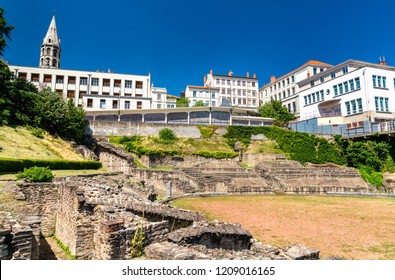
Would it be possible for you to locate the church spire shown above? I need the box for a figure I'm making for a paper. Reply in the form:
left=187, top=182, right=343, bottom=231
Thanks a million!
left=39, top=15, right=61, bottom=68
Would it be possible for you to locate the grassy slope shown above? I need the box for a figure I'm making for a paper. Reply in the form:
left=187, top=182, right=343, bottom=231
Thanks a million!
left=0, top=126, right=84, bottom=160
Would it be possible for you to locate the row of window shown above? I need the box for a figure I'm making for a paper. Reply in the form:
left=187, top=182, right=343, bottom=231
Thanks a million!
left=215, top=79, right=256, bottom=87
left=374, top=96, right=389, bottom=112
left=333, top=77, right=360, bottom=96
left=270, top=75, right=295, bottom=92
left=218, top=88, right=257, bottom=96
left=304, top=90, right=324, bottom=106
left=192, top=91, right=216, bottom=98
left=372, top=75, right=387, bottom=88
left=345, top=98, right=363, bottom=115
left=286, top=101, right=297, bottom=113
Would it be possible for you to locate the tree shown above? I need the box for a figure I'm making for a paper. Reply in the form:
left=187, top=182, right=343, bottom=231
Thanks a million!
left=193, top=100, right=205, bottom=107
left=176, top=97, right=190, bottom=107
left=0, top=8, right=14, bottom=56
left=259, top=99, right=296, bottom=127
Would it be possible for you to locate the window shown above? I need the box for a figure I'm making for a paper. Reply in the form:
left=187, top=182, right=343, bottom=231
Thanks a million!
left=193, top=91, right=196, bottom=97
left=237, top=81, right=241, bottom=86
left=91, top=78, right=99, bottom=86
left=320, top=76, right=324, bottom=83
left=351, top=100, right=357, bottom=114
left=320, top=90, right=324, bottom=100
left=333, top=85, right=338, bottom=96
left=345, top=101, right=351, bottom=115
left=310, top=81, right=314, bottom=86
left=216, top=79, right=220, bottom=85
left=308, top=95, right=311, bottom=104
left=312, top=94, right=316, bottom=103
left=87, top=99, right=93, bottom=108
left=342, top=66, right=348, bottom=74
left=221, top=79, right=225, bottom=85
left=287, top=78, right=290, bottom=85
left=100, top=99, right=106, bottom=109
left=124, top=101, right=130, bottom=109
left=372, top=75, right=386, bottom=88
left=355, top=77, right=360, bottom=89
left=112, top=100, right=118, bottom=109
left=137, top=101, right=142, bottom=109
left=357, top=98, right=362, bottom=112
left=80, top=78, right=87, bottom=85
left=292, top=87, right=295, bottom=95
left=125, top=80, right=132, bottom=88
left=103, top=79, right=110, bottom=87
left=157, top=104, right=161, bottom=109
left=227, top=80, right=230, bottom=85
left=374, top=96, right=389, bottom=112
left=349, top=79, right=355, bottom=91
left=292, top=101, right=296, bottom=112
left=287, top=103, right=291, bottom=112
left=252, top=82, right=256, bottom=87
left=313, top=68, right=317, bottom=75
left=291, top=76, right=295, bottom=83
left=242, top=81, right=246, bottom=86
left=136, top=81, right=143, bottom=89
left=68, top=76, right=76, bottom=84
left=331, top=72, right=336, bottom=79
left=338, top=83, right=343, bottom=94
left=304, top=96, right=307, bottom=105
left=56, top=75, right=64, bottom=84
left=344, top=82, right=349, bottom=93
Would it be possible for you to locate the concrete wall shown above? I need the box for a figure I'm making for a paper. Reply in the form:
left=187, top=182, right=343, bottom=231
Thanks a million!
left=87, top=120, right=227, bottom=138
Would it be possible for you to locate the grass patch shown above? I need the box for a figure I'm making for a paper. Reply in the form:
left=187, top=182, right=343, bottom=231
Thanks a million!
left=0, top=126, right=84, bottom=161
left=246, top=141, right=284, bottom=154
left=362, top=243, right=395, bottom=260
left=52, top=235, right=76, bottom=260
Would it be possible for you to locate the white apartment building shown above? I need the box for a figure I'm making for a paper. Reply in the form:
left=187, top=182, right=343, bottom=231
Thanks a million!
left=184, top=85, right=220, bottom=107
left=203, top=70, right=259, bottom=109
left=297, top=59, right=395, bottom=128
left=259, top=60, right=332, bottom=116
left=10, top=65, right=152, bottom=111
left=8, top=15, right=159, bottom=112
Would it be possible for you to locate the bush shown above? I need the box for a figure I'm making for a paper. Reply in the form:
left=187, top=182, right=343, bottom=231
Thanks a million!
left=0, top=158, right=102, bottom=172
left=158, top=128, right=177, bottom=143
left=16, top=166, right=54, bottom=182
left=197, top=125, right=218, bottom=139
left=193, top=150, right=239, bottom=159
left=358, top=165, right=383, bottom=189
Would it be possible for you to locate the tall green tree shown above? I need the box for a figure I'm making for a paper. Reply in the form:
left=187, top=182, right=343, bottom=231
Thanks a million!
left=0, top=8, right=14, bottom=56
left=193, top=100, right=205, bottom=107
left=176, top=97, right=190, bottom=107
left=259, top=99, right=296, bottom=127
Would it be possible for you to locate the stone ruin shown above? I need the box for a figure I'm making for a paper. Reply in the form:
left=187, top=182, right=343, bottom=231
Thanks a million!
left=93, top=139, right=375, bottom=196
left=0, top=173, right=319, bottom=260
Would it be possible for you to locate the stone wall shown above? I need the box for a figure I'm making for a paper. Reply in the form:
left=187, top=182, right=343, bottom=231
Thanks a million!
left=88, top=120, right=227, bottom=139
left=139, top=154, right=238, bottom=168
left=93, top=141, right=137, bottom=173
left=0, top=211, right=40, bottom=260
left=15, top=182, right=58, bottom=236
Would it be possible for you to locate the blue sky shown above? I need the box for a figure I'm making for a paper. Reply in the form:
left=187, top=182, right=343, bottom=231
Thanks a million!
left=2, top=0, right=395, bottom=95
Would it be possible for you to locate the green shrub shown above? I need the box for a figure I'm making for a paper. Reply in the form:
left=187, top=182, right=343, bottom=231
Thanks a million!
left=358, top=165, right=383, bottom=189
left=0, top=158, right=102, bottom=172
left=193, top=150, right=239, bottom=159
left=16, top=166, right=54, bottom=182
left=158, top=128, right=177, bottom=143
left=197, top=125, right=218, bottom=139
left=26, top=126, right=45, bottom=138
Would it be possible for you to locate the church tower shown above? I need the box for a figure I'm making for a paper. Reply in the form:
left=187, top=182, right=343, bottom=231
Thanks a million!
left=39, top=15, right=61, bottom=68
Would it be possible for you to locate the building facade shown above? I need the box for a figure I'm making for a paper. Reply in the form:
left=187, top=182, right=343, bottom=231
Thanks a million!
left=204, top=70, right=259, bottom=109
left=295, top=59, right=395, bottom=131
left=259, top=60, right=332, bottom=117
left=184, top=85, right=220, bottom=107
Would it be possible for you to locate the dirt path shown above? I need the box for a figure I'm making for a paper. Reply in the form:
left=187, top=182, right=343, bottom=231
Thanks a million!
left=39, top=237, right=69, bottom=260
left=173, top=195, right=395, bottom=260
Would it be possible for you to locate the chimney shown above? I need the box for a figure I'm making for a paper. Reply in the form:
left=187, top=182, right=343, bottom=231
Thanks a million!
left=253, top=73, right=256, bottom=79
left=209, top=69, right=213, bottom=75
left=246, top=72, right=250, bottom=78
left=379, top=56, right=387, bottom=65
left=228, top=70, right=233, bottom=76
left=270, top=75, right=276, bottom=83
left=307, top=71, right=311, bottom=78
left=204, top=75, right=207, bottom=84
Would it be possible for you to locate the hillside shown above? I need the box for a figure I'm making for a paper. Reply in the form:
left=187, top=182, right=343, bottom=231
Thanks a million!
left=0, top=126, right=84, bottom=161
